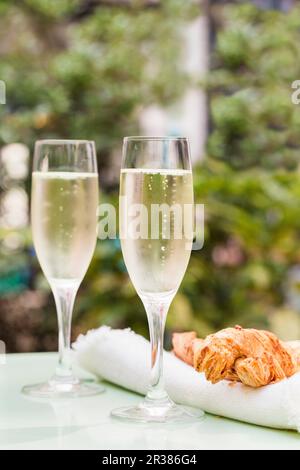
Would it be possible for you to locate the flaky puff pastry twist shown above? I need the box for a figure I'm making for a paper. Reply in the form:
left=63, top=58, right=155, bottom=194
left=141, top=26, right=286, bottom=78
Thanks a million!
left=172, top=326, right=300, bottom=387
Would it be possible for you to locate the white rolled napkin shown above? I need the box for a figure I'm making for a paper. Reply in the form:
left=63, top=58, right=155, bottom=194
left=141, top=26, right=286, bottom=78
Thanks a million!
left=73, top=326, right=300, bottom=431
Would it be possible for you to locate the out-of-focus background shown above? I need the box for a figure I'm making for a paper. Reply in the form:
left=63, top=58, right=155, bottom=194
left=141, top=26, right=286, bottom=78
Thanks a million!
left=1, top=0, right=300, bottom=352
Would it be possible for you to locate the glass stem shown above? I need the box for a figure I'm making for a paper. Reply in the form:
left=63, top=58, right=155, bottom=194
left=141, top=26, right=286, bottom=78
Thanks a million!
left=142, top=295, right=173, bottom=404
left=51, top=282, right=79, bottom=381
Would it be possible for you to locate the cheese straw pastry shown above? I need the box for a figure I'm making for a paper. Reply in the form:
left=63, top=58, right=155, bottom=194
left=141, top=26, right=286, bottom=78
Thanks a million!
left=172, top=325, right=300, bottom=388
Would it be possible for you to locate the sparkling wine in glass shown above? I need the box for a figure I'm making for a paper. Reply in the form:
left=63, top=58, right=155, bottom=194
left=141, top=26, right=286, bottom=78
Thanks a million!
left=111, top=136, right=204, bottom=422
left=22, top=139, right=103, bottom=398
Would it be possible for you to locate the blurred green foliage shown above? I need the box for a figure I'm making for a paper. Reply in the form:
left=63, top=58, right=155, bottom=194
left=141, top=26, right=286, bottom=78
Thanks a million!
left=2, top=1, right=300, bottom=351
left=189, top=3, right=300, bottom=338
left=207, top=3, right=300, bottom=170
left=0, top=0, right=196, bottom=159
left=0, top=0, right=199, bottom=350
left=78, top=3, right=300, bottom=342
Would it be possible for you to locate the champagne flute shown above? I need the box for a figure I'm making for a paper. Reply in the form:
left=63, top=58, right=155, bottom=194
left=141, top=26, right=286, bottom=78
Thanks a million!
left=22, top=139, right=103, bottom=398
left=112, top=136, right=204, bottom=422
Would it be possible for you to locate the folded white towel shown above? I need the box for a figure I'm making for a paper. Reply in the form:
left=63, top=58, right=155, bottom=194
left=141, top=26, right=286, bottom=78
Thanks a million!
left=73, top=326, right=300, bottom=431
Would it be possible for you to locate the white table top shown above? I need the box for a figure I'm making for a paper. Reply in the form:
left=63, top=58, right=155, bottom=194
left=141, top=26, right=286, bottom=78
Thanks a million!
left=0, top=352, right=299, bottom=450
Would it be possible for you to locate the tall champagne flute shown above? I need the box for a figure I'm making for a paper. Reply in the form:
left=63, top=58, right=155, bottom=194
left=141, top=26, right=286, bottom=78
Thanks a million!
left=112, top=136, right=204, bottom=422
left=22, top=139, right=103, bottom=398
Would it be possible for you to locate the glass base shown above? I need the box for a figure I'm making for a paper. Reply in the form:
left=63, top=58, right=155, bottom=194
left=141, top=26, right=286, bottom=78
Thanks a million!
left=111, top=399, right=204, bottom=423
left=22, top=376, right=105, bottom=399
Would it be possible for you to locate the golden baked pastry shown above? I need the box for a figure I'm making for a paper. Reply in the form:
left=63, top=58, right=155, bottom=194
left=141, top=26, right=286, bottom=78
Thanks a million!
left=172, top=325, right=300, bottom=387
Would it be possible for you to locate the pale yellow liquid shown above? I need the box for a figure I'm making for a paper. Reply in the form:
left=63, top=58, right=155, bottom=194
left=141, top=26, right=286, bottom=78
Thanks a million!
left=120, top=169, right=193, bottom=297
left=31, top=171, right=98, bottom=286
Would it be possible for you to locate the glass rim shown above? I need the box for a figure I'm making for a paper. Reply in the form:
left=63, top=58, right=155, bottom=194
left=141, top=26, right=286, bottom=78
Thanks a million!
left=124, top=136, right=188, bottom=142
left=35, top=139, right=95, bottom=146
